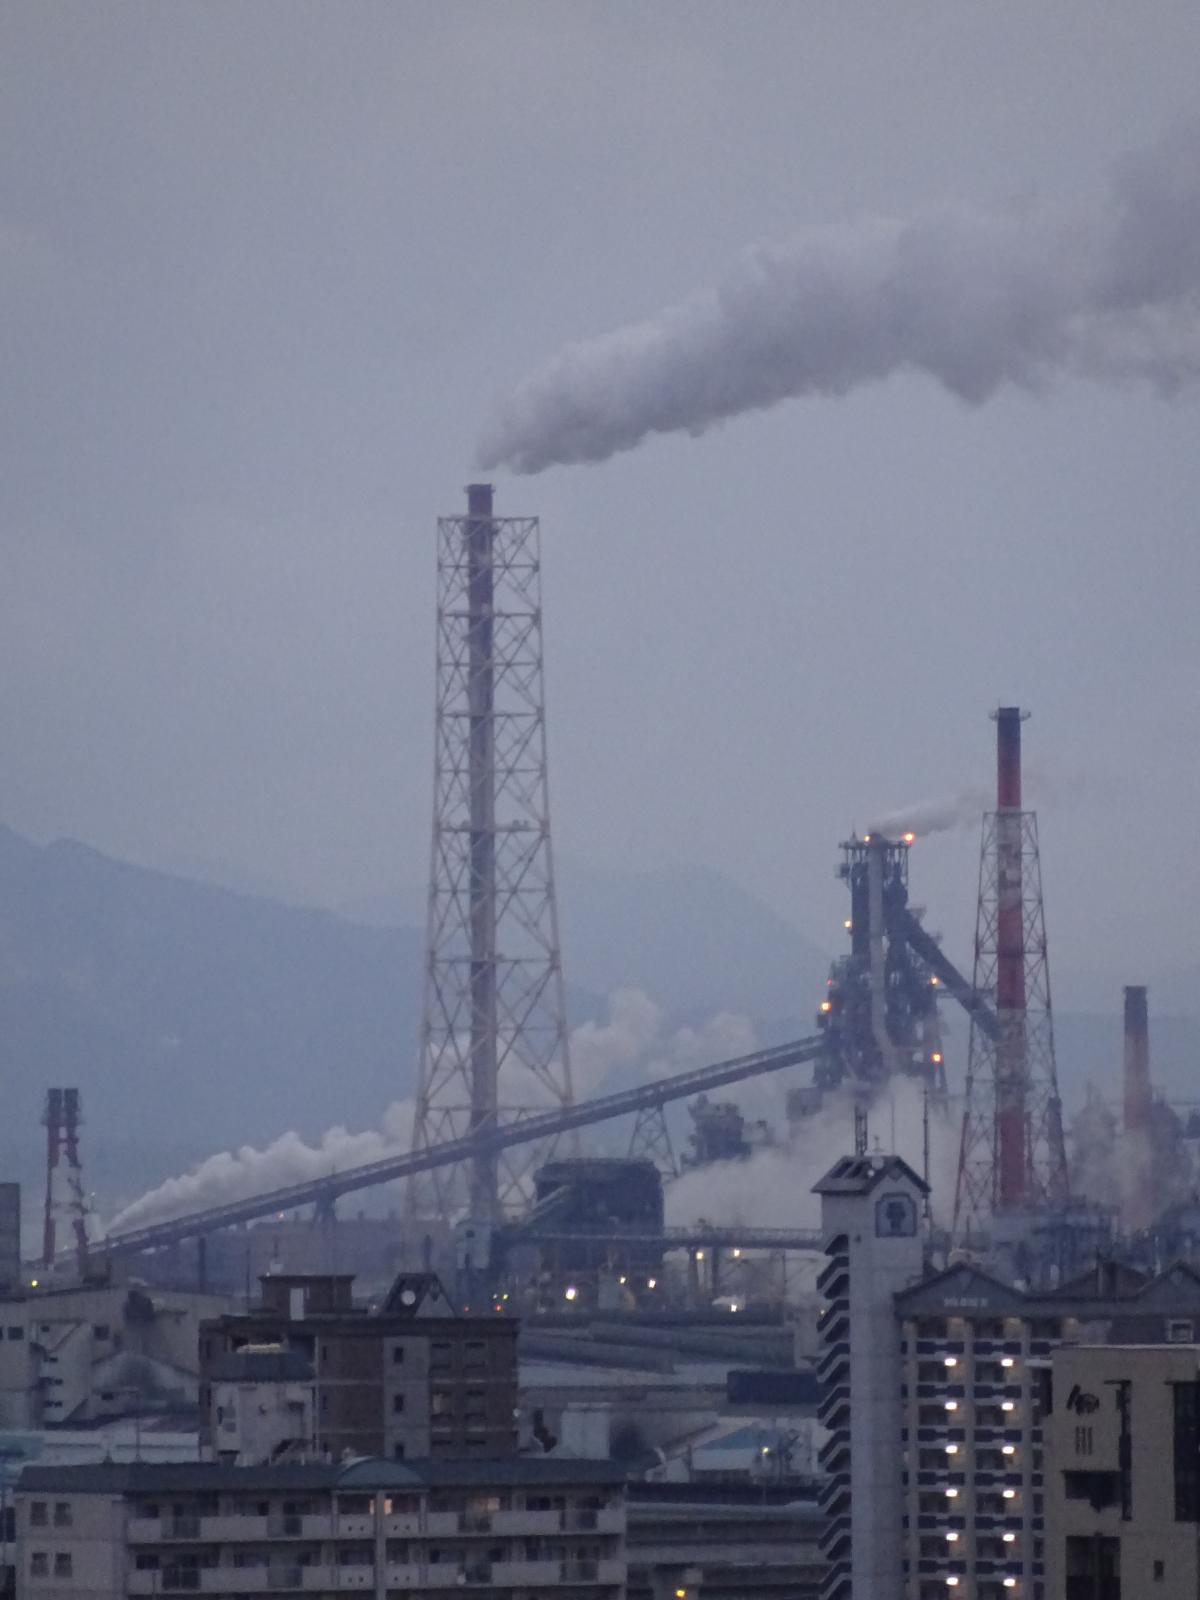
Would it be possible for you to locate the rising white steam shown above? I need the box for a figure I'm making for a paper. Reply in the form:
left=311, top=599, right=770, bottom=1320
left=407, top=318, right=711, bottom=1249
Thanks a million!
left=479, top=122, right=1200, bottom=474
left=107, top=1102, right=417, bottom=1237
left=867, top=786, right=992, bottom=840
left=666, top=1074, right=959, bottom=1231
left=107, top=988, right=758, bottom=1235
left=570, top=987, right=664, bottom=1098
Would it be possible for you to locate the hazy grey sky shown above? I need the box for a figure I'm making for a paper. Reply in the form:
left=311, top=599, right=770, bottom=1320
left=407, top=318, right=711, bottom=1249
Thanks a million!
left=3, top=2, right=1198, bottom=990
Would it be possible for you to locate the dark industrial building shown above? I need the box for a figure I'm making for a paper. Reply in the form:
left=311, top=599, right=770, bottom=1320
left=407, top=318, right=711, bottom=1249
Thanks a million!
left=529, top=1158, right=665, bottom=1277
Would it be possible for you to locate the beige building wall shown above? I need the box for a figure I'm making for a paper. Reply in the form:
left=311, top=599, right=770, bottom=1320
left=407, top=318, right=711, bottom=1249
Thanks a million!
left=1047, top=1344, right=1200, bottom=1599
left=384, top=1331, right=431, bottom=1457
left=1, top=1282, right=229, bottom=1427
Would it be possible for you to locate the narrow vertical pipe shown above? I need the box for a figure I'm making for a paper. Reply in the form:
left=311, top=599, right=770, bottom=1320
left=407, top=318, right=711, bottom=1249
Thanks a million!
left=1123, top=986, right=1151, bottom=1130
left=866, top=838, right=896, bottom=1082
left=42, top=1088, right=61, bottom=1268
left=993, top=706, right=1028, bottom=1210
left=466, top=484, right=499, bottom=1220
left=63, top=1088, right=89, bottom=1273
left=1123, top=985, right=1152, bottom=1230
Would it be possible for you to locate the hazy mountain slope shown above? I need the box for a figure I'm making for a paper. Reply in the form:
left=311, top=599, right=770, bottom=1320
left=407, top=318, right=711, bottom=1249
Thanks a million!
left=0, top=826, right=424, bottom=1203
left=0, top=826, right=620, bottom=1215
left=341, top=858, right=832, bottom=1024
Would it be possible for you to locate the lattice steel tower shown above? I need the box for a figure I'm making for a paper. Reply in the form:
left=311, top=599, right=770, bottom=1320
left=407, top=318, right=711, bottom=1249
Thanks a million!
left=409, top=484, right=573, bottom=1221
left=953, top=708, right=1068, bottom=1235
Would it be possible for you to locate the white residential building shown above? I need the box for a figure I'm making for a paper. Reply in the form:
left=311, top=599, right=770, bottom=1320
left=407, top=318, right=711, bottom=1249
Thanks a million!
left=812, top=1152, right=928, bottom=1600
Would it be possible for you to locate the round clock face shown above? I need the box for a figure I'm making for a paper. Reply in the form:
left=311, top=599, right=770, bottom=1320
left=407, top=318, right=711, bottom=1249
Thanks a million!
left=400, top=1288, right=418, bottom=1306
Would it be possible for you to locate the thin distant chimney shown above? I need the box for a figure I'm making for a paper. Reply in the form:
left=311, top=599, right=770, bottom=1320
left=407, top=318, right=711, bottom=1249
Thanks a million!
left=1123, top=986, right=1151, bottom=1131
left=1123, top=985, right=1152, bottom=1231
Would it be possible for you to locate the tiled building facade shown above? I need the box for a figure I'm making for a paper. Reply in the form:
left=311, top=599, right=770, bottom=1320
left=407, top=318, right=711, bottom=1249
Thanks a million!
left=199, top=1274, right=518, bottom=1463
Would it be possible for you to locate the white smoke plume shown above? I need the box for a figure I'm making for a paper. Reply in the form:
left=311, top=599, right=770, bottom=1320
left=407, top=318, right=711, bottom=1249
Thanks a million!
left=108, top=1101, right=416, bottom=1237
left=867, top=785, right=992, bottom=840
left=107, top=988, right=758, bottom=1236
left=569, top=986, right=664, bottom=1099
left=479, top=122, right=1200, bottom=474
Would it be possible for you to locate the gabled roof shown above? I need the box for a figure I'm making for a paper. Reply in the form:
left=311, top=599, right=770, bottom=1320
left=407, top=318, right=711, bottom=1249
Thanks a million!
left=812, top=1153, right=929, bottom=1199
left=378, top=1273, right=456, bottom=1319
left=1049, top=1261, right=1150, bottom=1301
left=893, top=1257, right=1200, bottom=1319
left=1123, top=1261, right=1200, bottom=1310
left=894, top=1260, right=1022, bottom=1314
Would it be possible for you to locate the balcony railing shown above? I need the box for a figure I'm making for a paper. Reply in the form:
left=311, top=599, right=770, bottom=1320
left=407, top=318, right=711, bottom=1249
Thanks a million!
left=161, top=1569, right=201, bottom=1592
left=562, top=1509, right=598, bottom=1532
left=266, top=1566, right=304, bottom=1591
left=562, top=1559, right=599, bottom=1582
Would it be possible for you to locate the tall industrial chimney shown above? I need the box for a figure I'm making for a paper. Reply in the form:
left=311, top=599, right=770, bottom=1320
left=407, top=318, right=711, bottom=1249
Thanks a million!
left=465, top=482, right=499, bottom=1219
left=408, top=485, right=574, bottom=1224
left=993, top=706, right=1029, bottom=1209
left=953, top=707, right=1068, bottom=1235
left=1122, top=984, right=1153, bottom=1231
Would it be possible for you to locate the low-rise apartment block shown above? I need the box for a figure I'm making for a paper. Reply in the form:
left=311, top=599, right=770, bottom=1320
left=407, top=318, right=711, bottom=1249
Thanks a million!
left=13, top=1457, right=626, bottom=1600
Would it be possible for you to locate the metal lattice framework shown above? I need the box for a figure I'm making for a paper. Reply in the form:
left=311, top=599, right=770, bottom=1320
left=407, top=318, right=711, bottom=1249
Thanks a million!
left=408, top=485, right=573, bottom=1220
left=628, top=1104, right=680, bottom=1177
left=953, top=807, right=1068, bottom=1233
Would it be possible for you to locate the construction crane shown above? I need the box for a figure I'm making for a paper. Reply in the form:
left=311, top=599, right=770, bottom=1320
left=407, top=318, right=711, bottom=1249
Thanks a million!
left=100, top=1032, right=827, bottom=1261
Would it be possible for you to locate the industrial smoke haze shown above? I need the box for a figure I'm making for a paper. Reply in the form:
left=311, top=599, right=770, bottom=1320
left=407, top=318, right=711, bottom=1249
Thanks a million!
left=666, top=1075, right=958, bottom=1232
left=105, top=1102, right=418, bottom=1237
left=867, top=785, right=992, bottom=840
left=478, top=122, right=1200, bottom=473
left=107, top=988, right=759, bottom=1235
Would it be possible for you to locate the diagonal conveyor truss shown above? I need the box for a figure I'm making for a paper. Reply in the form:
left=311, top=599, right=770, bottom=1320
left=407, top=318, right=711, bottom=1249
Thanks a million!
left=102, top=1032, right=826, bottom=1260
